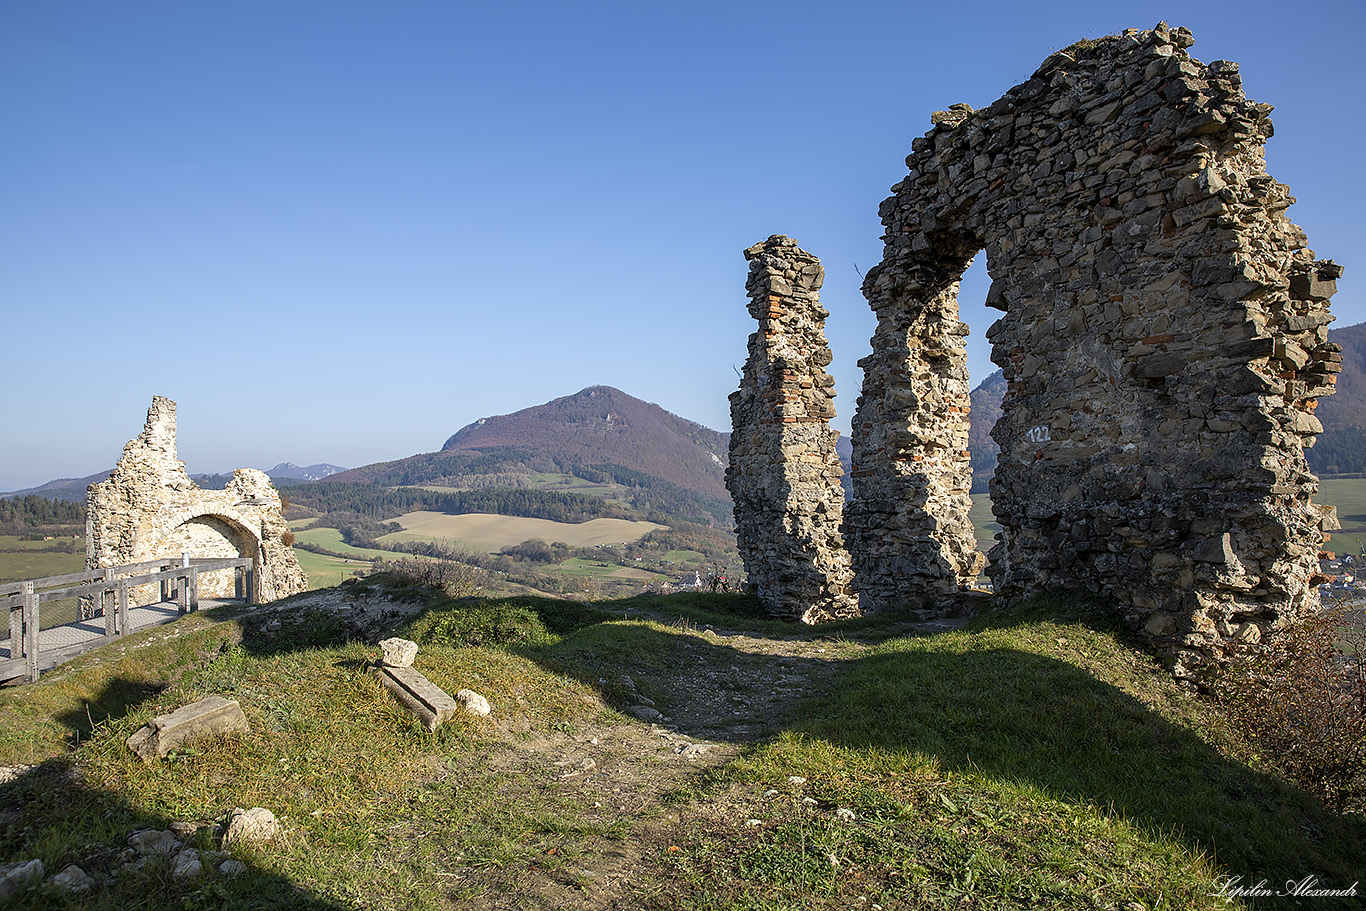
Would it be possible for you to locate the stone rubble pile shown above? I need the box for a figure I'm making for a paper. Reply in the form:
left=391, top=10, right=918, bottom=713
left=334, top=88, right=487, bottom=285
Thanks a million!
left=0, top=808, right=277, bottom=900
left=727, top=235, right=858, bottom=622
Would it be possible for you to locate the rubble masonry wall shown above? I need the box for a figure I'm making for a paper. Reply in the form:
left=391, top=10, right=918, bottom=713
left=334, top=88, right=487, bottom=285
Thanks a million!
left=849, top=23, right=1340, bottom=673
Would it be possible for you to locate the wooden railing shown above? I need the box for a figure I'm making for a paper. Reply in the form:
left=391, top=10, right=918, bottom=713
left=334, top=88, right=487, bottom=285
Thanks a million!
left=0, top=555, right=256, bottom=684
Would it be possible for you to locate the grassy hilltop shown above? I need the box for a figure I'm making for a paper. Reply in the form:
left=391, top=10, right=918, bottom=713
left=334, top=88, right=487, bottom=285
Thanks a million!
left=0, top=579, right=1362, bottom=909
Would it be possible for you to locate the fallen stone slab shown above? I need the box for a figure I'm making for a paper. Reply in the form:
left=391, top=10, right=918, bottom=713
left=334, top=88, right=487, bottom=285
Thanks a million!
left=126, top=695, right=249, bottom=762
left=374, top=664, right=459, bottom=731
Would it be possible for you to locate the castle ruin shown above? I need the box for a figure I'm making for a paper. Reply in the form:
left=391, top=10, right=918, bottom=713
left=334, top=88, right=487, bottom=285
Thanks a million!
left=727, top=236, right=858, bottom=622
left=732, top=24, right=1341, bottom=674
left=87, top=397, right=307, bottom=605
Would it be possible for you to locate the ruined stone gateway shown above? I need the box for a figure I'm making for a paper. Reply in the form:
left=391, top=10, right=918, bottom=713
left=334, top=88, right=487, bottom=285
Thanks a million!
left=848, top=23, right=1341, bottom=673
left=733, top=24, right=1341, bottom=674
left=87, top=397, right=307, bottom=605
left=727, top=236, right=858, bottom=622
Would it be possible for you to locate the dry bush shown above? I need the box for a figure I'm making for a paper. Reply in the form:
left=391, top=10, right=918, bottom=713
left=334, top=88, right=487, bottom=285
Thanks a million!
left=1214, top=602, right=1366, bottom=813
left=388, top=558, right=489, bottom=599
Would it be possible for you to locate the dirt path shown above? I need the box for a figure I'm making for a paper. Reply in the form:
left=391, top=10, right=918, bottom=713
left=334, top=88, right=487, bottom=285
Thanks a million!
left=427, top=603, right=969, bottom=909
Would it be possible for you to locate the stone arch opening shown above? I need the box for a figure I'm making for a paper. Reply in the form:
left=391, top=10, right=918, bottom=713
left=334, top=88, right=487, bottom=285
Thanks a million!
left=847, top=23, right=1341, bottom=673
left=162, top=513, right=260, bottom=599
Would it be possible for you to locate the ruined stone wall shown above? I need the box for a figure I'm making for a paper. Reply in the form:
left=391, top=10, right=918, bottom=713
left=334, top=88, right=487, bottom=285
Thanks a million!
left=851, top=23, right=1340, bottom=673
left=727, top=236, right=858, bottom=622
left=87, top=397, right=307, bottom=605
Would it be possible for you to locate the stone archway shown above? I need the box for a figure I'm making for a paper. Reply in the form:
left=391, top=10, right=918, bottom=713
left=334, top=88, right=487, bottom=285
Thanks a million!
left=847, top=23, right=1341, bottom=673
left=87, top=397, right=307, bottom=606
left=161, top=513, right=260, bottom=599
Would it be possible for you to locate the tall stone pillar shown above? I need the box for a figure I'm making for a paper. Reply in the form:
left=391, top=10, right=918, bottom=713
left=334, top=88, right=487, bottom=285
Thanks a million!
left=727, top=235, right=858, bottom=622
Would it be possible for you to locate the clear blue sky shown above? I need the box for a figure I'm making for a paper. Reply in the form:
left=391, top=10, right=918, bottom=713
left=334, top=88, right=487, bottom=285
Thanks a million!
left=3, top=0, right=1362, bottom=492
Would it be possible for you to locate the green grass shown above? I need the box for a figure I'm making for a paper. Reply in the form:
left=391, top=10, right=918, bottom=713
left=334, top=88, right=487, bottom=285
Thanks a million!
left=291, top=547, right=375, bottom=590
left=967, top=494, right=999, bottom=554
left=0, top=588, right=1362, bottom=909
left=291, top=527, right=402, bottom=561
left=0, top=549, right=84, bottom=584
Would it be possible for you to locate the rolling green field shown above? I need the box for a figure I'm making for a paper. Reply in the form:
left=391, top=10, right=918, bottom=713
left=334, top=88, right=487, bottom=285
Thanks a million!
left=292, top=527, right=409, bottom=561
left=968, top=494, right=1000, bottom=554
left=291, top=547, right=377, bottom=590
left=0, top=540, right=84, bottom=585
left=1317, top=478, right=1366, bottom=557
left=378, top=510, right=668, bottom=554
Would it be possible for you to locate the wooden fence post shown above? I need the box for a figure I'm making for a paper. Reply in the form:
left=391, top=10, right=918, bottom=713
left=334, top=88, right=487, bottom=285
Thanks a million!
left=8, top=603, right=20, bottom=662
left=188, top=567, right=199, bottom=612
left=177, top=553, right=190, bottom=613
left=103, top=567, right=116, bottom=635
left=22, top=582, right=38, bottom=683
left=117, top=580, right=129, bottom=635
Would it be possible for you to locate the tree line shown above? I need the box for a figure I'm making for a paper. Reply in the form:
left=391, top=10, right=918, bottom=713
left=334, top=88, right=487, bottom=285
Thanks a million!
left=0, top=495, right=86, bottom=536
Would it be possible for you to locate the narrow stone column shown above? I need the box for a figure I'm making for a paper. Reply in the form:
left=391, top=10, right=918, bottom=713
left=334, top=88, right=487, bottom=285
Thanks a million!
left=727, top=235, right=858, bottom=622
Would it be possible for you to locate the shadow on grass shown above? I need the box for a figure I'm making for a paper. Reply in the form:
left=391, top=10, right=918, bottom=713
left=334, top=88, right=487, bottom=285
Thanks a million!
left=52, top=678, right=167, bottom=749
left=0, top=728, right=347, bottom=910
left=438, top=591, right=1366, bottom=894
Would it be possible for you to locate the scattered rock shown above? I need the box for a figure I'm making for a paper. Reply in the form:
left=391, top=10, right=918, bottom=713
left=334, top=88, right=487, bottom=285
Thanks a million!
left=379, top=637, right=419, bottom=668
left=223, top=807, right=280, bottom=846
left=126, top=695, right=249, bottom=762
left=47, top=863, right=95, bottom=893
left=218, top=859, right=247, bottom=876
left=0, top=859, right=43, bottom=900
left=172, top=849, right=203, bottom=881
left=128, top=829, right=180, bottom=856
left=456, top=689, right=491, bottom=716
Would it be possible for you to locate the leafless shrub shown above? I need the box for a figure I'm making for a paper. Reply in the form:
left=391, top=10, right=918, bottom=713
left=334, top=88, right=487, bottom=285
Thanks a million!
left=388, top=558, right=489, bottom=599
left=1214, top=601, right=1366, bottom=814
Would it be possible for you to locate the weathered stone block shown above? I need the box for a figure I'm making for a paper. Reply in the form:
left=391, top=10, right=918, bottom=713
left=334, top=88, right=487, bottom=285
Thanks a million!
left=126, top=695, right=249, bottom=762
left=374, top=664, right=460, bottom=731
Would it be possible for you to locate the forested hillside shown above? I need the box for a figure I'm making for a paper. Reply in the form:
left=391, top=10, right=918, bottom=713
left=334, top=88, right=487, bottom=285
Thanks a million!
left=1308, top=321, right=1366, bottom=474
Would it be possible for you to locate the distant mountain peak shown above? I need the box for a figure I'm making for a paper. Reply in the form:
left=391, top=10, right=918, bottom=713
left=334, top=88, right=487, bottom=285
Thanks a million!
left=265, top=462, right=346, bottom=482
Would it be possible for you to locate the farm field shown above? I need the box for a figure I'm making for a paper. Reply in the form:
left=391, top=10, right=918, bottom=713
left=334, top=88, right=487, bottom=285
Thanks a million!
left=378, top=511, right=668, bottom=554
left=292, top=528, right=408, bottom=561
left=0, top=548, right=84, bottom=585
left=968, top=494, right=1000, bottom=554
left=1316, top=477, right=1366, bottom=557
left=291, top=547, right=375, bottom=590
left=549, top=557, right=666, bottom=582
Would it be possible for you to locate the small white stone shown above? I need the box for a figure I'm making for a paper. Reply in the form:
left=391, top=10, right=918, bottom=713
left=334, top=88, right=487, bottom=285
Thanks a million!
left=48, top=863, right=95, bottom=893
left=218, top=859, right=247, bottom=877
left=223, top=807, right=279, bottom=846
left=836, top=807, right=857, bottom=821
left=456, top=689, right=491, bottom=716
left=379, top=637, right=419, bottom=668
left=172, top=850, right=203, bottom=881
left=787, top=776, right=806, bottom=785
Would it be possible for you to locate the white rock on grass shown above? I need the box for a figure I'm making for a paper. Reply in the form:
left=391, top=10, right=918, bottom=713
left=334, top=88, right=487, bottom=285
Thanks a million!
left=172, top=850, right=203, bottom=881
left=128, top=829, right=180, bottom=855
left=48, top=864, right=95, bottom=893
left=0, top=859, right=43, bottom=900
left=456, top=689, right=491, bottom=716
left=223, top=807, right=280, bottom=846
left=379, top=637, right=419, bottom=668
left=218, top=859, right=248, bottom=877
